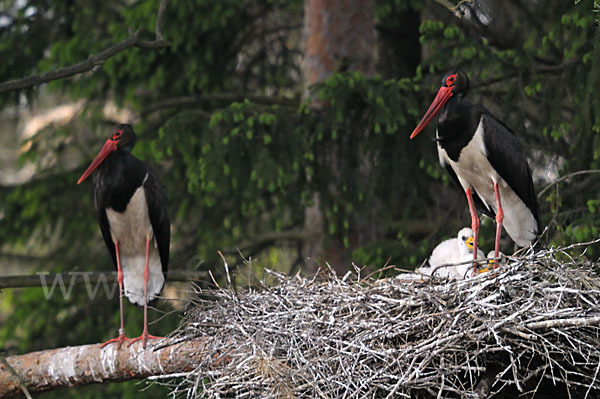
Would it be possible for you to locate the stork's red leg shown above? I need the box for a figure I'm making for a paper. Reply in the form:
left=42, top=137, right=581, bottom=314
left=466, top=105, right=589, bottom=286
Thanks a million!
left=100, top=241, right=131, bottom=349
left=465, top=188, right=480, bottom=274
left=493, top=182, right=504, bottom=266
left=129, top=236, right=163, bottom=349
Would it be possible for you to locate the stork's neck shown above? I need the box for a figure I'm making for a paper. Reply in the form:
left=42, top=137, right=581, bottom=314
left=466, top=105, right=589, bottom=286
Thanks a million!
left=435, top=98, right=484, bottom=162
left=95, top=150, right=135, bottom=183
left=93, top=151, right=148, bottom=213
left=437, top=96, right=466, bottom=137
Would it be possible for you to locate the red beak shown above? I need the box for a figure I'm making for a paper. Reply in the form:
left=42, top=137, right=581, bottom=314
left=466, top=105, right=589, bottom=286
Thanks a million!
left=77, top=139, right=118, bottom=184
left=410, top=85, right=454, bottom=139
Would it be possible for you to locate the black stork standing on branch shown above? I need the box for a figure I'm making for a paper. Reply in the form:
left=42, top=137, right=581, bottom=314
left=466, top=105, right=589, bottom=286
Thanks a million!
left=410, top=71, right=540, bottom=271
left=77, top=124, right=170, bottom=348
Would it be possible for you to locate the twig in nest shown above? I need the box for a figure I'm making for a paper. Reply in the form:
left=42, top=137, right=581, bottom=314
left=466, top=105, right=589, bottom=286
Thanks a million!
left=0, top=353, right=33, bottom=399
left=217, top=250, right=231, bottom=287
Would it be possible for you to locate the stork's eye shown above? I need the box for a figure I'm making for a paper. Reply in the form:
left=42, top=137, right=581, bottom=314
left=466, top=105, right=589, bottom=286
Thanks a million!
left=461, top=236, right=467, bottom=241
left=446, top=75, right=456, bottom=86
left=112, top=131, right=122, bottom=140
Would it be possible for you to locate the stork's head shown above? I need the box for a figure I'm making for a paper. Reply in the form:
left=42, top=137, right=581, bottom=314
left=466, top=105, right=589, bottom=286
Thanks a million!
left=410, top=70, right=469, bottom=139
left=77, top=124, right=136, bottom=184
left=457, top=227, right=475, bottom=253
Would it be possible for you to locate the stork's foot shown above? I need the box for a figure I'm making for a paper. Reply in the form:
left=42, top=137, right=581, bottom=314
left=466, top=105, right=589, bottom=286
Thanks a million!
left=100, top=333, right=131, bottom=349
left=128, top=332, right=163, bottom=349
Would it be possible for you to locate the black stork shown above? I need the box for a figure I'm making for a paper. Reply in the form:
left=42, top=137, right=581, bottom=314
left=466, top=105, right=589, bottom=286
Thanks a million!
left=410, top=71, right=540, bottom=271
left=77, top=124, right=170, bottom=349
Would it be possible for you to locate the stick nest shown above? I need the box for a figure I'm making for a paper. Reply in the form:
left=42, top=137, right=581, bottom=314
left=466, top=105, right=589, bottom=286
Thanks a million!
left=167, top=246, right=600, bottom=398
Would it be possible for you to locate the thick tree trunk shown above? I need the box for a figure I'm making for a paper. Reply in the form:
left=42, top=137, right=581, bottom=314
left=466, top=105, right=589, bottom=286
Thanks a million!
left=303, top=0, right=375, bottom=91
left=0, top=338, right=217, bottom=397
left=302, top=0, right=377, bottom=273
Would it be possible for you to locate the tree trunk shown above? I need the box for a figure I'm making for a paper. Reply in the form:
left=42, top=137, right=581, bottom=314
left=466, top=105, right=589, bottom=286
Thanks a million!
left=303, top=0, right=375, bottom=93
left=302, top=0, right=377, bottom=273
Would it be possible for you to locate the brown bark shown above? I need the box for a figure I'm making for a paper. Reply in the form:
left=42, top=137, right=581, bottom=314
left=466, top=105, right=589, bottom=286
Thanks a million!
left=303, top=0, right=375, bottom=90
left=302, top=0, right=377, bottom=273
left=0, top=338, right=214, bottom=397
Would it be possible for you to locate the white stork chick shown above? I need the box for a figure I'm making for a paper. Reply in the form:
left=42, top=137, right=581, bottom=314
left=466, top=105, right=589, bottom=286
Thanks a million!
left=419, top=227, right=485, bottom=279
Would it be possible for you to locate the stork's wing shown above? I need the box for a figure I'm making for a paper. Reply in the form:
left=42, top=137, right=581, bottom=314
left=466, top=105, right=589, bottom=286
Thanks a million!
left=143, top=166, right=170, bottom=278
left=481, top=112, right=540, bottom=231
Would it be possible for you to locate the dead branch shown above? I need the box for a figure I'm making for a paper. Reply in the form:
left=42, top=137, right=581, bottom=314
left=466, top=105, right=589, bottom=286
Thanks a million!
left=140, top=93, right=299, bottom=116
left=220, top=229, right=313, bottom=256
left=0, top=32, right=169, bottom=94
left=0, top=338, right=219, bottom=398
left=537, top=169, right=600, bottom=197
left=0, top=270, right=208, bottom=289
left=155, top=0, right=168, bottom=41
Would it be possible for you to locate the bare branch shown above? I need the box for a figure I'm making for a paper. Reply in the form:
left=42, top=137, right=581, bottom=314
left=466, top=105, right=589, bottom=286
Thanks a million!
left=0, top=32, right=169, bottom=94
left=0, top=338, right=221, bottom=397
left=156, top=0, right=168, bottom=41
left=0, top=33, right=132, bottom=94
left=220, top=230, right=313, bottom=256
left=140, top=93, right=300, bottom=116
left=537, top=169, right=600, bottom=198
left=0, top=0, right=171, bottom=95
left=0, top=270, right=208, bottom=289
left=470, top=60, right=579, bottom=90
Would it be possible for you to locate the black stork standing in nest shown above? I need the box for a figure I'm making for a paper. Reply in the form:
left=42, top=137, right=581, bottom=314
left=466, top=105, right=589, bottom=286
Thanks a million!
left=78, top=124, right=170, bottom=348
left=410, top=71, right=540, bottom=272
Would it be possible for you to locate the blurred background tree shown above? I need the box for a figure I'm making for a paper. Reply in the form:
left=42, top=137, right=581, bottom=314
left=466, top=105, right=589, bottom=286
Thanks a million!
left=0, top=0, right=599, bottom=396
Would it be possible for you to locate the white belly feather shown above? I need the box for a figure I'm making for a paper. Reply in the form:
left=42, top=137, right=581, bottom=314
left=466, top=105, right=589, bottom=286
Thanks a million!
left=106, top=177, right=165, bottom=306
left=437, top=121, right=537, bottom=247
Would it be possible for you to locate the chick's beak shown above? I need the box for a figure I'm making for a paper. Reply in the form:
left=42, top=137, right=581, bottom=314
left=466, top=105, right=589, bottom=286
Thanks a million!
left=465, top=236, right=474, bottom=251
